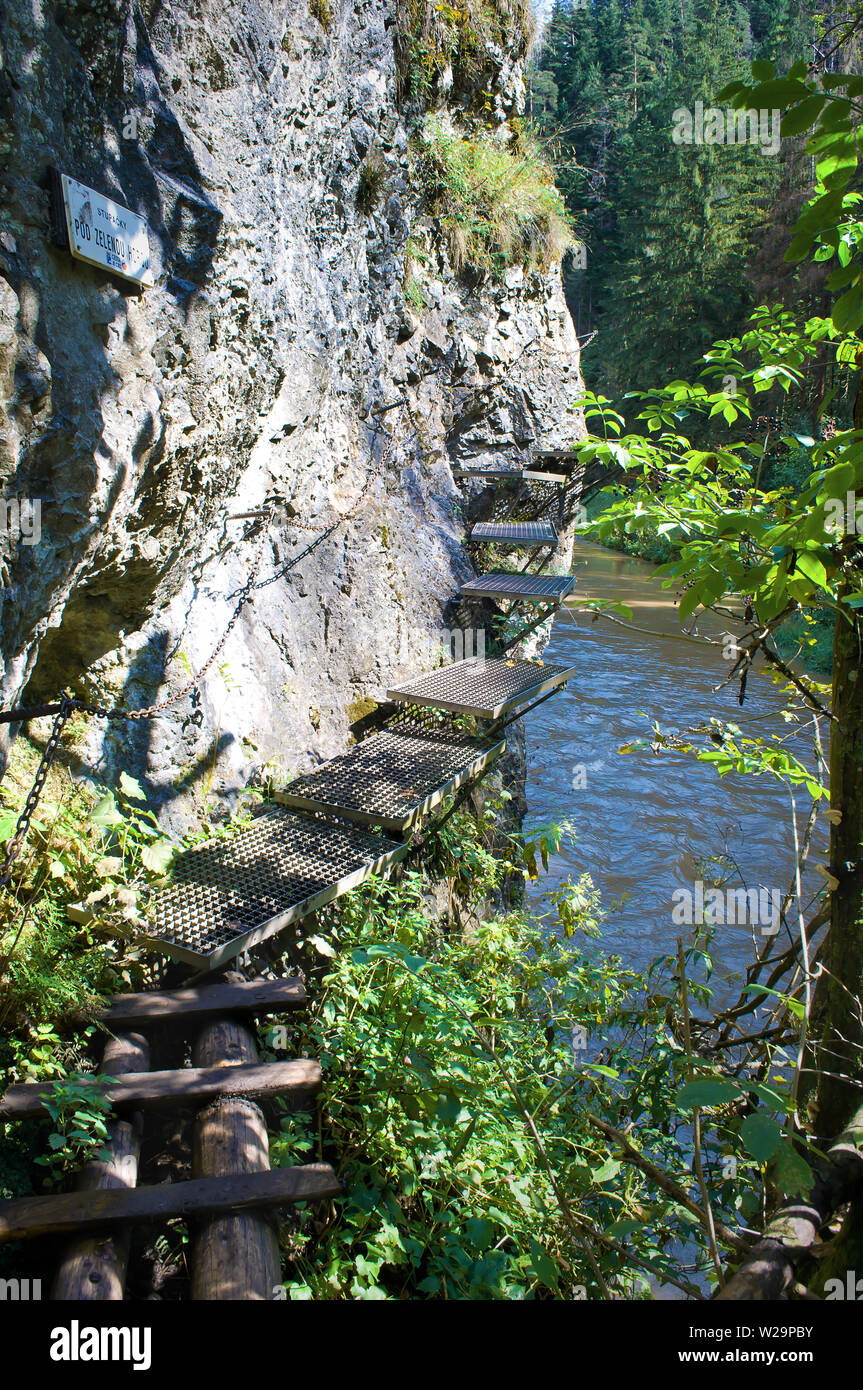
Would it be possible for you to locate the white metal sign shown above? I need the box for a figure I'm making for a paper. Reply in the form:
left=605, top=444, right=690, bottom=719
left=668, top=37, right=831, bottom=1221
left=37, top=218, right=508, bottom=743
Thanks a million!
left=59, top=173, right=153, bottom=287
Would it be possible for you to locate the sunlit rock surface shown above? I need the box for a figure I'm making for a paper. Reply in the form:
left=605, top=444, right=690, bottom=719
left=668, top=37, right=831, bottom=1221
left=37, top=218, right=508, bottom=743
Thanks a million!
left=0, top=0, right=583, bottom=828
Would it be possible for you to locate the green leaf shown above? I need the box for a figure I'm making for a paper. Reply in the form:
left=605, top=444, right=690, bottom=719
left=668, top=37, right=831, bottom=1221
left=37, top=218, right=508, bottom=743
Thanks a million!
left=119, top=772, right=148, bottom=802
left=715, top=80, right=746, bottom=102
left=827, top=261, right=861, bottom=290
left=740, top=1112, right=784, bottom=1164
left=816, top=141, right=859, bottom=189
left=96, top=856, right=123, bottom=878
left=780, top=95, right=826, bottom=138
left=141, top=839, right=175, bottom=873
left=465, top=1217, right=495, bottom=1249
left=91, top=794, right=125, bottom=828
left=748, top=78, right=810, bottom=107
left=593, top=1157, right=622, bottom=1183
left=772, top=1143, right=815, bottom=1198
left=678, top=585, right=703, bottom=624
left=832, top=281, right=863, bottom=332
left=436, top=1094, right=471, bottom=1126
left=742, top=984, right=805, bottom=1020
left=402, top=951, right=427, bottom=975
left=794, top=552, right=829, bottom=590
left=676, top=1078, right=738, bottom=1109
left=526, top=1236, right=560, bottom=1290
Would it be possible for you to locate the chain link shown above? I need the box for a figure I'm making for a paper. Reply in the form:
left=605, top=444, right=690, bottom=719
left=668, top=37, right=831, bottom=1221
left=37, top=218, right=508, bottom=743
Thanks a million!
left=247, top=410, right=406, bottom=594
left=0, top=697, right=73, bottom=890
left=87, top=501, right=278, bottom=723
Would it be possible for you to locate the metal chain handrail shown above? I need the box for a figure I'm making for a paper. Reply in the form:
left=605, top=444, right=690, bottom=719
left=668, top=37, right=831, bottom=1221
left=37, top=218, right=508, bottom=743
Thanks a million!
left=0, top=408, right=409, bottom=889
left=0, top=697, right=74, bottom=888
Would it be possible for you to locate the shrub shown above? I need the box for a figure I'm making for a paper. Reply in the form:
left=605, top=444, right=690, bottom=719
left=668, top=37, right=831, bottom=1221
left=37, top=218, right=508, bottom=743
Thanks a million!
left=267, top=852, right=782, bottom=1300
left=395, top=0, right=534, bottom=111
left=414, top=117, right=574, bottom=278
left=404, top=273, right=426, bottom=309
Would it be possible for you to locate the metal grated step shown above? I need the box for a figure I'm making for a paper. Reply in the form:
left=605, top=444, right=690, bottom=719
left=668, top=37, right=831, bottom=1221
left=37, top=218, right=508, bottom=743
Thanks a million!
left=460, top=571, right=576, bottom=605
left=468, top=521, right=557, bottom=547
left=387, top=657, right=577, bottom=721
left=276, top=726, right=505, bottom=834
left=523, top=469, right=567, bottom=484
left=453, top=468, right=524, bottom=482
left=144, top=807, right=409, bottom=971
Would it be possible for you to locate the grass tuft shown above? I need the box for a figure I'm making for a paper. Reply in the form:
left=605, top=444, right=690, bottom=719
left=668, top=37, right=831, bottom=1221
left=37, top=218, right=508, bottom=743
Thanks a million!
left=357, top=154, right=388, bottom=214
left=414, top=117, right=574, bottom=278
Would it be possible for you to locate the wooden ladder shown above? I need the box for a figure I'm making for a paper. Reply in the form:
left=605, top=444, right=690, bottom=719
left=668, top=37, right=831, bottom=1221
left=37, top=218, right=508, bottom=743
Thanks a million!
left=0, top=975, right=339, bottom=1301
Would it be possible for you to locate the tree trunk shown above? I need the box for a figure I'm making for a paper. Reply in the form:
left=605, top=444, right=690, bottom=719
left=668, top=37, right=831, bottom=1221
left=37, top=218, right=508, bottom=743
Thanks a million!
left=811, top=585, right=863, bottom=1136
left=807, top=365, right=863, bottom=1136
left=52, top=1032, right=149, bottom=1300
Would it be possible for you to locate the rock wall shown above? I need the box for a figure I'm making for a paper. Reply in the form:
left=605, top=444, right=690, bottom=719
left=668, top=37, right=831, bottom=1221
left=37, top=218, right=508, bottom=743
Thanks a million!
left=0, top=0, right=583, bottom=831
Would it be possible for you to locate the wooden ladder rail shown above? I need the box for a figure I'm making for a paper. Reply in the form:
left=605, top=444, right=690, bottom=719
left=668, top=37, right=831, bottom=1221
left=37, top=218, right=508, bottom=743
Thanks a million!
left=190, top=1005, right=283, bottom=1301
left=52, top=1031, right=150, bottom=1301
left=0, top=973, right=336, bottom=1304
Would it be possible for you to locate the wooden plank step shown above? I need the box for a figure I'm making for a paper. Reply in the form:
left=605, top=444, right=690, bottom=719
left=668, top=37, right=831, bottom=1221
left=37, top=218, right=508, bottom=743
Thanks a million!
left=468, top=521, right=557, bottom=547
left=0, top=1164, right=340, bottom=1244
left=0, top=1059, right=321, bottom=1121
left=93, top=977, right=307, bottom=1029
left=387, top=657, right=576, bottom=721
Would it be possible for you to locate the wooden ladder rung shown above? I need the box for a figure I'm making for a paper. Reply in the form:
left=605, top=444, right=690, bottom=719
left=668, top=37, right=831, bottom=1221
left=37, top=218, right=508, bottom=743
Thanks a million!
left=0, top=1059, right=321, bottom=1121
left=91, top=977, right=307, bottom=1029
left=0, top=1164, right=340, bottom=1243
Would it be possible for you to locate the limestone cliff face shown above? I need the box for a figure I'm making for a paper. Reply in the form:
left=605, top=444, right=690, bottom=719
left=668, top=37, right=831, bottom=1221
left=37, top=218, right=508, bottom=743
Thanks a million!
left=0, top=0, right=583, bottom=829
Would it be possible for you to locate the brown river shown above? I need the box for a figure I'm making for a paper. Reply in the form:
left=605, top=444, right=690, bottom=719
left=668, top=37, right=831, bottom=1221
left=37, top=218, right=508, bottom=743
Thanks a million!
left=524, top=541, right=826, bottom=1000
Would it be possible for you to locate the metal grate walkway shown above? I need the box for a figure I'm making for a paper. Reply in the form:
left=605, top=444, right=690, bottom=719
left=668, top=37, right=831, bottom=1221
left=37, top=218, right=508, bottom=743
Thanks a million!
left=453, top=468, right=524, bottom=482
left=523, top=469, right=567, bottom=484
left=275, top=726, right=505, bottom=834
left=460, top=572, right=576, bottom=605
left=119, top=435, right=592, bottom=973
left=468, top=521, right=557, bottom=547
left=387, top=657, right=576, bottom=721
left=145, top=807, right=409, bottom=970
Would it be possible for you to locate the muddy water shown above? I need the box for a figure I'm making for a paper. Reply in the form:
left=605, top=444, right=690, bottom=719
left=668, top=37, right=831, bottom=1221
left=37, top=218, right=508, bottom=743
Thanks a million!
left=524, top=541, right=825, bottom=998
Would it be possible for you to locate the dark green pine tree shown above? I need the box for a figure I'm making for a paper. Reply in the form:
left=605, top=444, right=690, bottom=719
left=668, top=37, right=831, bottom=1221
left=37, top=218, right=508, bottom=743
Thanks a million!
left=529, top=0, right=819, bottom=392
left=596, top=0, right=779, bottom=392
